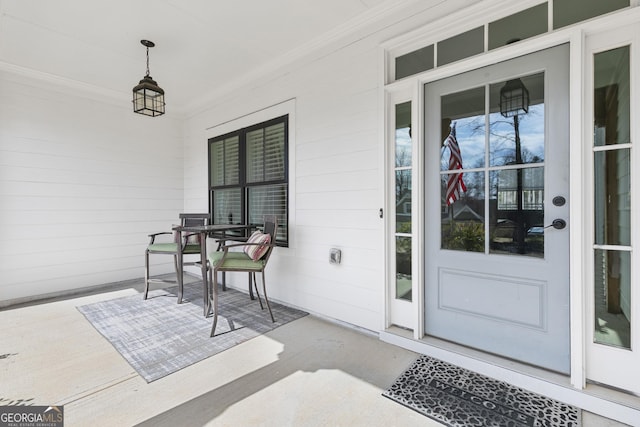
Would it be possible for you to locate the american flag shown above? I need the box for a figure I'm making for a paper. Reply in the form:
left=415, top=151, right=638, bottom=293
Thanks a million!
left=444, top=123, right=466, bottom=206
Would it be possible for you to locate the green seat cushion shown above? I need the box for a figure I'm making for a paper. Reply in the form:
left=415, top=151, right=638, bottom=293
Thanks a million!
left=148, top=242, right=178, bottom=253
left=148, top=243, right=201, bottom=254
left=208, top=251, right=265, bottom=270
left=182, top=243, right=202, bottom=254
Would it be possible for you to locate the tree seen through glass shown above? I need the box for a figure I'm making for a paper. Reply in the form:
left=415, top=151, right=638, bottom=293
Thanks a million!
left=440, top=72, right=545, bottom=257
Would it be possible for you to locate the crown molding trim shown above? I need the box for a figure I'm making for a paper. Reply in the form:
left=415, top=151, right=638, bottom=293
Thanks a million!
left=0, top=61, right=127, bottom=102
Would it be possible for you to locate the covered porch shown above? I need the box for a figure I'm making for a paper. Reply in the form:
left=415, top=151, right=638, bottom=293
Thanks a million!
left=3, top=0, right=640, bottom=425
left=0, top=277, right=622, bottom=426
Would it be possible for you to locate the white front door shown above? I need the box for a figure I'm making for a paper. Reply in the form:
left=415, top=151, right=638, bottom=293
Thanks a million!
left=423, top=45, right=571, bottom=373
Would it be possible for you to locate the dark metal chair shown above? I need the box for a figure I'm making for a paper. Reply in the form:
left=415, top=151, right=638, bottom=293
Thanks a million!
left=144, top=213, right=210, bottom=304
left=207, top=215, right=277, bottom=337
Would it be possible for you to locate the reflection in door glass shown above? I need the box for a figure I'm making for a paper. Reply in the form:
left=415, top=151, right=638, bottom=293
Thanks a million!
left=439, top=74, right=546, bottom=257
left=396, top=236, right=412, bottom=300
left=488, top=72, right=545, bottom=257
left=489, top=168, right=544, bottom=256
left=490, top=73, right=545, bottom=166
left=441, top=87, right=485, bottom=171
left=593, top=46, right=631, bottom=349
left=441, top=171, right=485, bottom=252
left=440, top=88, right=486, bottom=253
left=594, top=250, right=631, bottom=348
left=395, top=102, right=412, bottom=302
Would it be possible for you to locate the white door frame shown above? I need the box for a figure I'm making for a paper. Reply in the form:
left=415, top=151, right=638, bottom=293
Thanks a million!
left=385, top=85, right=425, bottom=332
left=384, top=27, right=587, bottom=380
left=381, top=6, right=640, bottom=422
left=381, top=3, right=640, bottom=396
left=582, top=22, right=640, bottom=395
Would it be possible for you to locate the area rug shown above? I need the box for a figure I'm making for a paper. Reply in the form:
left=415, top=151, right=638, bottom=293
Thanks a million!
left=77, top=282, right=307, bottom=383
left=383, top=355, right=581, bottom=427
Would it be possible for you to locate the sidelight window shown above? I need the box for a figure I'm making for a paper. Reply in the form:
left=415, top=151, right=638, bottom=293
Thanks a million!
left=592, top=46, right=631, bottom=349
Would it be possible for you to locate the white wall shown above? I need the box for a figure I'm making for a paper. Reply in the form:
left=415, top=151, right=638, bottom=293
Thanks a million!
left=0, top=0, right=475, bottom=327
left=184, top=49, right=382, bottom=330
left=182, top=0, right=473, bottom=332
left=0, top=71, right=183, bottom=304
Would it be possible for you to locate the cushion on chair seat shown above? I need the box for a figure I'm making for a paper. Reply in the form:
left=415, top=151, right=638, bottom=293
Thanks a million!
left=208, top=251, right=266, bottom=270
left=182, top=243, right=201, bottom=254
left=147, top=242, right=179, bottom=253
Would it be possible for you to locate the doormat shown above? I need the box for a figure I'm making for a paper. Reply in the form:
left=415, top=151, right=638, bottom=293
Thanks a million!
left=383, top=355, right=581, bottom=427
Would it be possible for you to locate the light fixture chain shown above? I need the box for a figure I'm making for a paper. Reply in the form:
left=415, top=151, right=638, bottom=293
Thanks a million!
left=146, top=46, right=150, bottom=77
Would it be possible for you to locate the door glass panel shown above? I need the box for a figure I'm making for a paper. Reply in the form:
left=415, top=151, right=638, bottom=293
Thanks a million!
left=395, top=102, right=412, bottom=301
left=440, top=87, right=485, bottom=253
left=487, top=72, right=545, bottom=257
left=593, top=45, right=631, bottom=349
left=441, top=87, right=485, bottom=171
left=489, top=73, right=545, bottom=166
left=594, top=249, right=631, bottom=349
left=439, top=75, right=545, bottom=256
left=594, top=47, right=631, bottom=146
left=441, top=171, right=485, bottom=252
left=396, top=45, right=434, bottom=80
left=396, top=236, right=412, bottom=301
left=489, top=168, right=544, bottom=256
left=396, top=170, right=412, bottom=231
left=395, top=102, right=412, bottom=167
left=554, top=0, right=629, bottom=30
left=594, top=150, right=631, bottom=246
left=488, top=4, right=548, bottom=50
left=437, top=27, right=484, bottom=66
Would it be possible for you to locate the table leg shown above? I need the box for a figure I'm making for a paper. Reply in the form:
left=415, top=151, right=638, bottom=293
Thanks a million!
left=209, top=265, right=219, bottom=337
left=199, top=231, right=209, bottom=316
left=177, top=249, right=184, bottom=304
left=249, top=272, right=254, bottom=300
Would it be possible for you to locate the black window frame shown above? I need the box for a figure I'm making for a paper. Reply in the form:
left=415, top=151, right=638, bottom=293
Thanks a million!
left=208, top=114, right=289, bottom=246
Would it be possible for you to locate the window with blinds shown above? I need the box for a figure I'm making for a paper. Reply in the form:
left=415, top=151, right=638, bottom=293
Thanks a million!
left=208, top=115, right=288, bottom=245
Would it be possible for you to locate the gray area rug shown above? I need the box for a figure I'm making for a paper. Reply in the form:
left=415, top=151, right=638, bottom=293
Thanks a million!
left=77, top=282, right=307, bottom=382
left=383, top=355, right=581, bottom=427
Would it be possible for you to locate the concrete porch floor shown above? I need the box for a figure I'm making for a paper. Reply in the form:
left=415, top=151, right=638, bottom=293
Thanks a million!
left=0, top=279, right=629, bottom=427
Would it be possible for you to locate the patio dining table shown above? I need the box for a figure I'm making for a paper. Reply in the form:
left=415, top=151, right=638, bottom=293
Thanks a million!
left=173, top=223, right=252, bottom=316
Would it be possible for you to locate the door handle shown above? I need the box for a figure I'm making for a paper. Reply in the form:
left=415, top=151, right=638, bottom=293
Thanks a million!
left=545, top=219, right=566, bottom=230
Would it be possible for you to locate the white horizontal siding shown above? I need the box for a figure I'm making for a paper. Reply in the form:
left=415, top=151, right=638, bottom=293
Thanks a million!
left=0, top=72, right=183, bottom=303
left=183, top=27, right=389, bottom=331
left=184, top=0, right=484, bottom=330
left=0, top=0, right=479, bottom=330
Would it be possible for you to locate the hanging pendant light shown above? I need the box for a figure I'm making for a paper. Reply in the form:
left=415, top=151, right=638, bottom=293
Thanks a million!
left=132, top=40, right=165, bottom=117
left=499, top=78, right=529, bottom=118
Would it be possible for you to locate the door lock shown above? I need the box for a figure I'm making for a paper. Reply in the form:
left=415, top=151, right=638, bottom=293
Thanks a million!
left=545, top=219, right=566, bottom=230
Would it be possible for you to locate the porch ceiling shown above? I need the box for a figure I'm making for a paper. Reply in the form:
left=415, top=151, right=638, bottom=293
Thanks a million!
left=0, top=0, right=404, bottom=114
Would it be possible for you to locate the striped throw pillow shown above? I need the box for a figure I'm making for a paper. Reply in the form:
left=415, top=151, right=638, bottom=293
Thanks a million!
left=243, top=231, right=271, bottom=261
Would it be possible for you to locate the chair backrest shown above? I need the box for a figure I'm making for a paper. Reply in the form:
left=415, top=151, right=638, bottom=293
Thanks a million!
left=180, top=213, right=210, bottom=227
left=261, top=215, right=278, bottom=263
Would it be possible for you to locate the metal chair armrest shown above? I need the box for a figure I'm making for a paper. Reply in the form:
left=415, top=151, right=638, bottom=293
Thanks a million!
left=148, top=231, right=173, bottom=244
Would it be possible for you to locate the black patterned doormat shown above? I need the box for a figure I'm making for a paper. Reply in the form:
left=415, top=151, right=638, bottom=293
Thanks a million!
left=383, top=356, right=581, bottom=427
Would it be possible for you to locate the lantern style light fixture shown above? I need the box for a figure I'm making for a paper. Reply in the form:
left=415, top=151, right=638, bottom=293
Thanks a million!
left=132, top=40, right=165, bottom=117
left=499, top=78, right=530, bottom=118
